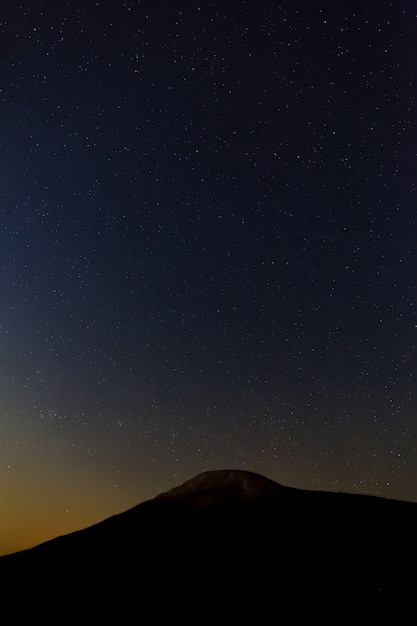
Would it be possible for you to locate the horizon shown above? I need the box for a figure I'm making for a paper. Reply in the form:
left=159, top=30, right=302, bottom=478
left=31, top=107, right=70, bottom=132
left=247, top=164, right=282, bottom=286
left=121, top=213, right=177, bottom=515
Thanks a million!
left=3, top=467, right=417, bottom=557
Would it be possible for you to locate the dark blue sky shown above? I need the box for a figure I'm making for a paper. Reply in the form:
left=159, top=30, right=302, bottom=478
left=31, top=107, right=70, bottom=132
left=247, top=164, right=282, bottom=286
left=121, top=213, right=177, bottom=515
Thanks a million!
left=1, top=0, right=417, bottom=554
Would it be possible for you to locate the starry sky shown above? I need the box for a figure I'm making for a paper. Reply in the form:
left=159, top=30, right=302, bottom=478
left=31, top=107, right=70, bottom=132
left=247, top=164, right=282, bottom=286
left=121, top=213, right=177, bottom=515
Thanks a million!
left=1, top=0, right=417, bottom=555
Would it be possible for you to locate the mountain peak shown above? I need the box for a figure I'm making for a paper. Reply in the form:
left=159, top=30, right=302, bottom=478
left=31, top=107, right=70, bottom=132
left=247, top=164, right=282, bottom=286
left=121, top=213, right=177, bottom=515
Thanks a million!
left=154, top=469, right=287, bottom=507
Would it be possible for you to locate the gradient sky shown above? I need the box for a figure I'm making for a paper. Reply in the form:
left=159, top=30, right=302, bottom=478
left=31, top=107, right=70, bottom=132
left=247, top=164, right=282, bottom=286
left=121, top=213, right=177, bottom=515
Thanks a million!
left=1, top=0, right=417, bottom=555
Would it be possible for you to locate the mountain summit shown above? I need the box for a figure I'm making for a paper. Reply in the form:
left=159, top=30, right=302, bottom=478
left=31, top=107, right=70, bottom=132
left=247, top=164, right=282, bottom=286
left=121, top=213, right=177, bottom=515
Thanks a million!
left=154, top=469, right=289, bottom=506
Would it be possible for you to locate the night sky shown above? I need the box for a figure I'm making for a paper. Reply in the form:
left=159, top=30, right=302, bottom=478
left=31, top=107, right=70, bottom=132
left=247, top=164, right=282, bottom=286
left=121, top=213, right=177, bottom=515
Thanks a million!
left=1, top=0, right=417, bottom=555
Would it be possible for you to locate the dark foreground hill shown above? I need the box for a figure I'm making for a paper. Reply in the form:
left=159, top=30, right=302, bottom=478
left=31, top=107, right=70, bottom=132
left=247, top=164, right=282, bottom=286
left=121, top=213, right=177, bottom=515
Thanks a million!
left=1, top=470, right=416, bottom=617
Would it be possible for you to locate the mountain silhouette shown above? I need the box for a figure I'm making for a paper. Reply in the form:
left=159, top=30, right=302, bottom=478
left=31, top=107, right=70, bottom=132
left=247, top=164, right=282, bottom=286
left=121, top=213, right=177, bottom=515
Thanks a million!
left=1, top=470, right=416, bottom=616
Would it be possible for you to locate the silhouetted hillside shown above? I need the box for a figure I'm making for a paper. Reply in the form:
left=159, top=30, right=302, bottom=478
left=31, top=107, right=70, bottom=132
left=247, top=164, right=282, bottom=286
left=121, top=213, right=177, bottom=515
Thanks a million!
left=1, top=470, right=416, bottom=617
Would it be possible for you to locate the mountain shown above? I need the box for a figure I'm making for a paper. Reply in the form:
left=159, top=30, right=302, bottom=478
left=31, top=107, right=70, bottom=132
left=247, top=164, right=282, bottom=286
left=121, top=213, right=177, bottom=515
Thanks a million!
left=1, top=469, right=416, bottom=617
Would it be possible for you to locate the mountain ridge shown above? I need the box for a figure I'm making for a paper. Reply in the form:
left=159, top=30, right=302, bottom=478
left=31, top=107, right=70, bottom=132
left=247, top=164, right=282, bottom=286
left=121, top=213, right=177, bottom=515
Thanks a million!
left=2, top=469, right=417, bottom=556
left=1, top=469, right=416, bottom=615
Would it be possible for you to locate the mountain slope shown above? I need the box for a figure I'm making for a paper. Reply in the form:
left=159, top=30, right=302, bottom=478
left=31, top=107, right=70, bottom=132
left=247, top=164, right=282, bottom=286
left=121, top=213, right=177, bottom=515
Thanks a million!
left=1, top=470, right=416, bottom=615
